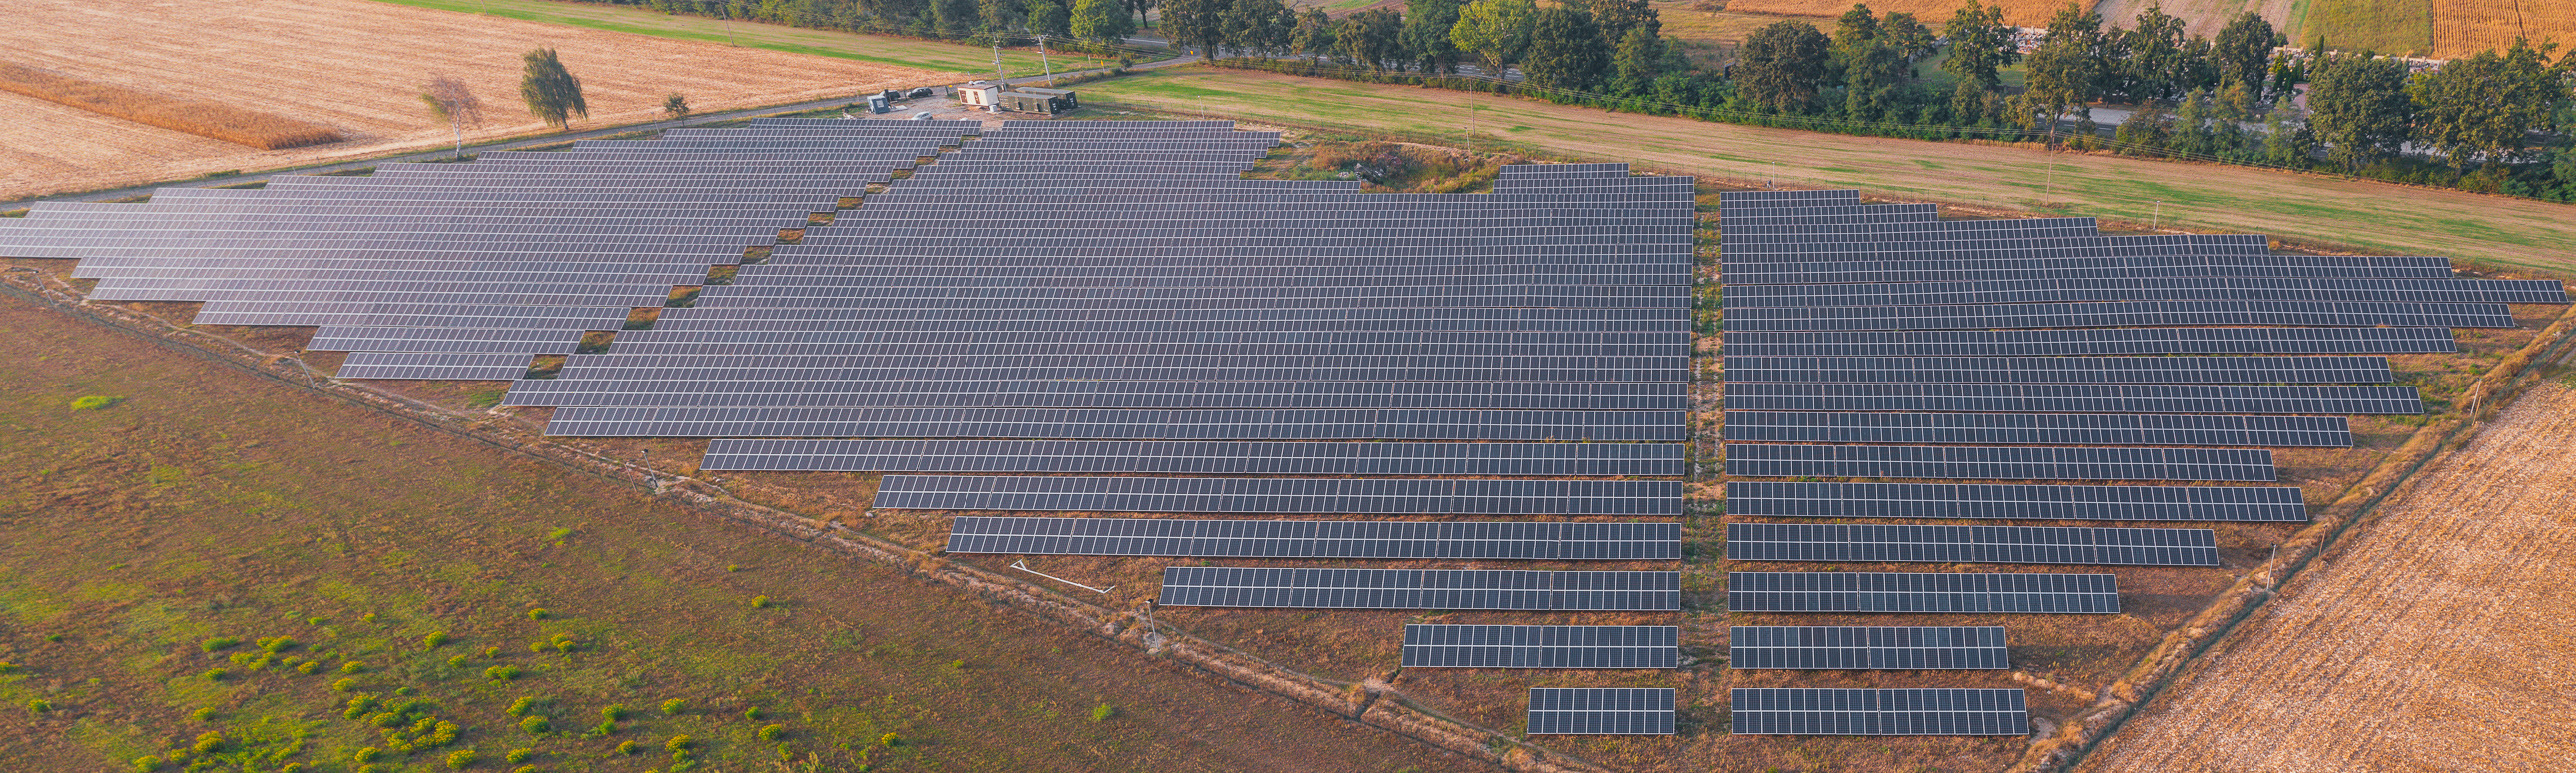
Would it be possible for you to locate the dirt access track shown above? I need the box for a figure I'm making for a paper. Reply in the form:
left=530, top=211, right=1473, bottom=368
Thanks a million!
left=2079, top=379, right=2576, bottom=772
left=0, top=0, right=956, bottom=200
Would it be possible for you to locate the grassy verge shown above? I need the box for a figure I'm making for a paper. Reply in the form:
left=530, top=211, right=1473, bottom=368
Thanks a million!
left=0, top=291, right=1479, bottom=773
left=364, top=0, right=1085, bottom=74
left=1077, top=66, right=2576, bottom=275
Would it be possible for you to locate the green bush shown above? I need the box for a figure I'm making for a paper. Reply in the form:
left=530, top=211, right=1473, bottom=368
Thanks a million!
left=351, top=746, right=381, bottom=763
left=257, top=637, right=297, bottom=653
left=547, top=527, right=572, bottom=541
left=446, top=655, right=469, bottom=668
left=191, top=732, right=224, bottom=754
left=614, top=740, right=639, bottom=755
left=190, top=706, right=216, bottom=722
left=524, top=608, right=550, bottom=621
left=756, top=724, right=783, bottom=741
left=132, top=756, right=164, bottom=772
left=659, top=698, right=686, bottom=716
left=70, top=395, right=122, bottom=410
left=481, top=646, right=501, bottom=658
left=200, top=637, right=240, bottom=653
left=879, top=732, right=901, bottom=747
left=26, top=698, right=52, bottom=714
left=504, top=748, right=533, bottom=763
left=585, top=720, right=616, bottom=738
left=443, top=749, right=476, bottom=769
left=749, top=595, right=772, bottom=609
left=485, top=665, right=521, bottom=682
left=742, top=707, right=763, bottom=721
left=517, top=716, right=550, bottom=735
left=296, top=661, right=320, bottom=675
left=0, top=661, right=17, bottom=673
left=511, top=767, right=537, bottom=773
left=1091, top=703, right=1114, bottom=722
left=331, top=678, right=359, bottom=692
left=423, top=632, right=450, bottom=649
left=665, top=734, right=694, bottom=752
left=506, top=697, right=536, bottom=717
left=203, top=668, right=228, bottom=682
left=600, top=704, right=628, bottom=721
left=339, top=661, right=366, bottom=674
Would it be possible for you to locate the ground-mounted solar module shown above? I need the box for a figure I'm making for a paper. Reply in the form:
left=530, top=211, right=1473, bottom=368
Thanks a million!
left=1155, top=567, right=1681, bottom=610
left=1723, top=443, right=2276, bottom=482
left=1722, top=411, right=2351, bottom=448
left=874, top=475, right=1685, bottom=516
left=1722, top=382, right=2425, bottom=415
left=1730, top=626, right=2008, bottom=669
left=1403, top=625, right=1679, bottom=668
left=703, top=439, right=1685, bottom=475
left=1728, top=572, right=2120, bottom=613
left=1722, top=355, right=2394, bottom=385
left=1725, top=523, right=2222, bottom=566
left=1730, top=688, right=2028, bottom=735
left=944, top=517, right=1681, bottom=560
left=1725, top=481, right=2309, bottom=522
left=1722, top=327, right=2458, bottom=357
left=1527, top=688, right=1677, bottom=735
left=1723, top=300, right=2517, bottom=331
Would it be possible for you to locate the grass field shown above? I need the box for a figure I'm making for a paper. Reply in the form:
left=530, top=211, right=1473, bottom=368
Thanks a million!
left=366, top=0, right=1082, bottom=74
left=0, top=292, right=1483, bottom=773
left=0, top=0, right=959, bottom=200
left=1720, top=0, right=2065, bottom=26
left=1075, top=66, right=2576, bottom=275
left=2080, top=378, right=2576, bottom=772
left=2289, top=0, right=2436, bottom=55
left=1651, top=1, right=1799, bottom=67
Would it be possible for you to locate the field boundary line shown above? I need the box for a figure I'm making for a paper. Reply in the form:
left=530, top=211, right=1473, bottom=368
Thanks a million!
left=0, top=270, right=1610, bottom=773
left=2017, top=300, right=2576, bottom=773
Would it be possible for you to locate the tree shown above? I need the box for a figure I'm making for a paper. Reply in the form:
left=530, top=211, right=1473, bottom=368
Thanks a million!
left=979, top=0, right=1028, bottom=34
left=1335, top=8, right=1406, bottom=71
left=518, top=48, right=588, bottom=130
left=1291, top=9, right=1337, bottom=64
left=2261, top=104, right=2318, bottom=166
left=2117, top=4, right=2188, bottom=102
left=933, top=0, right=980, bottom=36
left=2210, top=11, right=2282, bottom=100
left=1450, top=0, right=1535, bottom=76
left=1610, top=26, right=1666, bottom=96
left=1222, top=0, right=1291, bottom=56
left=1071, top=0, right=1135, bottom=43
left=2016, top=3, right=2106, bottom=144
left=1941, top=0, right=2017, bottom=89
left=1590, top=0, right=1658, bottom=50
left=2305, top=50, right=2416, bottom=168
left=1736, top=20, right=1830, bottom=112
left=1163, top=0, right=1230, bottom=58
left=1028, top=0, right=1073, bottom=37
left=2409, top=39, right=2571, bottom=166
left=1402, top=0, right=1465, bottom=73
left=662, top=93, right=691, bottom=120
left=1522, top=5, right=1608, bottom=91
left=1880, top=12, right=1936, bottom=64
left=419, top=75, right=483, bottom=159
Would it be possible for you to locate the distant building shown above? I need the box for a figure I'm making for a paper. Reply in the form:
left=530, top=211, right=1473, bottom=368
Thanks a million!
left=1001, top=87, right=1078, bottom=115
left=958, top=81, right=1001, bottom=108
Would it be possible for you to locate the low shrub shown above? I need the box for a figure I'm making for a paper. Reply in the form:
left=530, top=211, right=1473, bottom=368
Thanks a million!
left=585, top=720, right=616, bottom=738
left=203, top=668, right=228, bottom=682
left=665, top=734, right=694, bottom=752
left=296, top=662, right=320, bottom=675
left=190, top=706, right=216, bottom=721
left=879, top=732, right=901, bottom=747
left=443, top=749, right=476, bottom=769
left=756, top=724, right=784, bottom=741
left=506, top=697, right=536, bottom=717
left=600, top=704, right=628, bottom=721
left=446, top=656, right=469, bottom=668
left=351, top=746, right=381, bottom=763
left=504, top=748, right=533, bottom=763
left=339, top=661, right=366, bottom=674
left=70, top=395, right=122, bottom=410
left=26, top=698, right=52, bottom=714
left=131, top=756, right=163, bottom=772
left=332, top=678, right=360, bottom=692
left=485, top=666, right=521, bottom=682
left=200, top=637, right=240, bottom=653
left=525, top=608, right=550, bottom=621
left=749, top=595, right=772, bottom=609
left=1091, top=703, right=1114, bottom=722
left=517, top=716, right=550, bottom=736
left=257, top=637, right=297, bottom=653
left=192, top=733, right=224, bottom=754
left=423, top=632, right=450, bottom=649
left=743, top=707, right=763, bottom=721
left=659, top=698, right=686, bottom=716
left=615, top=740, right=639, bottom=755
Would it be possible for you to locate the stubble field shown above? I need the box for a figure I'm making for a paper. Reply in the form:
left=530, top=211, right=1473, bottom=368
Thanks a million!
left=2080, top=379, right=2576, bottom=772
left=0, top=0, right=956, bottom=200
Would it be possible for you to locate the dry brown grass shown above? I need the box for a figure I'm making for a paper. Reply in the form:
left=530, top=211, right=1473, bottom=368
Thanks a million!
left=2430, top=0, right=2576, bottom=57
left=0, top=0, right=957, bottom=200
left=0, top=62, right=342, bottom=149
left=2080, top=379, right=2576, bottom=773
left=1722, top=0, right=2067, bottom=26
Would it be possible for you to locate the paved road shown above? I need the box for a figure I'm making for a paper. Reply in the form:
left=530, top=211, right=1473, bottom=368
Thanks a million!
left=2, top=52, right=1186, bottom=213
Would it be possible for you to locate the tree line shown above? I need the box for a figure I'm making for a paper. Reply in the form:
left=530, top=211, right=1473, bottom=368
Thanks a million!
left=584, top=0, right=2576, bottom=201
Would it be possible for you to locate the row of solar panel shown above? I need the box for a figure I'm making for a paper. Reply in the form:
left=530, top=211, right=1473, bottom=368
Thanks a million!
left=1155, top=567, right=1682, bottom=611
left=1722, top=411, right=2352, bottom=447
left=1724, top=443, right=2277, bottom=482
left=693, top=438, right=1683, bottom=475
left=1723, top=301, right=2516, bottom=330
left=1726, top=480, right=2307, bottom=521
left=876, top=475, right=1685, bottom=515
left=1725, top=523, right=2222, bottom=566
left=1723, top=327, right=2455, bottom=356
left=1724, top=355, right=2393, bottom=385
left=943, top=517, right=1682, bottom=560
left=1729, top=572, right=2120, bottom=613
left=541, top=407, right=1690, bottom=441
left=1721, top=280, right=2566, bottom=307
left=1724, top=382, right=2424, bottom=414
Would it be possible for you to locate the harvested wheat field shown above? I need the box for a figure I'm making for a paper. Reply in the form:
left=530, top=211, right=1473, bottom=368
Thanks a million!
left=0, top=0, right=957, bottom=200
left=2081, top=380, right=2576, bottom=773
left=2096, top=0, right=2295, bottom=39
left=1723, top=0, right=2066, bottom=26
left=2430, top=0, right=2576, bottom=57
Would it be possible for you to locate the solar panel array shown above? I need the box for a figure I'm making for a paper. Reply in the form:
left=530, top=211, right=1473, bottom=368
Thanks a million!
left=1711, top=190, right=2569, bottom=732
left=1731, top=626, right=2008, bottom=669
left=1731, top=688, right=2029, bottom=735
left=5, top=118, right=979, bottom=380
left=16, top=130, right=1701, bottom=730
left=1402, top=624, right=1679, bottom=668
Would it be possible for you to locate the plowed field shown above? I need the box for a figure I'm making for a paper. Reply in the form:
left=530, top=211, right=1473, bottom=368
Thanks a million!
left=0, top=0, right=955, bottom=199
left=2082, top=380, right=2576, bottom=772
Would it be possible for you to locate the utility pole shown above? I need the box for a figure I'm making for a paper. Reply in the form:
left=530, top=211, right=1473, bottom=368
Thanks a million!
left=991, top=42, right=1006, bottom=113
left=721, top=1, right=741, bottom=47
left=1039, top=34, right=1056, bottom=86
left=2153, top=199, right=2164, bottom=231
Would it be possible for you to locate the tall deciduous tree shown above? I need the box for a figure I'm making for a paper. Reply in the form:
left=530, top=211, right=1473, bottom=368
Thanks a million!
left=1222, top=0, right=1291, bottom=56
left=420, top=74, right=482, bottom=159
left=1610, top=25, right=1666, bottom=96
left=1880, top=12, right=1936, bottom=64
left=1028, top=0, right=1073, bottom=37
left=2304, top=50, right=2415, bottom=168
left=1522, top=5, right=1608, bottom=91
left=1589, top=0, right=1658, bottom=50
left=518, top=48, right=587, bottom=130
left=2211, top=11, right=2283, bottom=100
left=2016, top=3, right=2106, bottom=143
left=2408, top=39, right=2570, bottom=166
left=1940, top=0, right=2017, bottom=89
left=2117, top=4, right=2188, bottom=102
left=1337, top=8, right=1406, bottom=71
left=1163, top=0, right=1230, bottom=58
left=1736, top=20, right=1830, bottom=112
left=1450, top=0, right=1536, bottom=76
left=1291, top=8, right=1337, bottom=63
left=1071, top=0, right=1135, bottom=43
left=1403, top=0, right=1465, bottom=73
